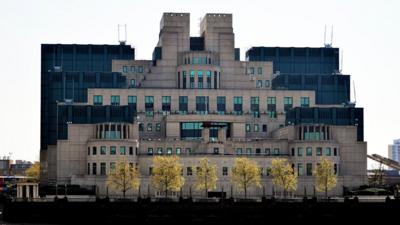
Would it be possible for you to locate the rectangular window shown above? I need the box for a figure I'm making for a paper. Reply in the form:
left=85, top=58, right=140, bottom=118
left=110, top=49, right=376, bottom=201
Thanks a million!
left=129, top=147, right=133, bottom=155
left=334, top=164, right=338, bottom=175
left=87, top=163, right=90, bottom=175
left=213, top=148, right=219, bottom=154
left=246, top=124, right=251, bottom=132
left=249, top=67, right=254, bottom=75
left=250, top=97, right=260, bottom=118
left=298, top=163, right=303, bottom=176
left=92, top=163, right=97, bottom=175
left=149, top=167, right=153, bottom=175
left=182, top=71, right=187, bottom=89
left=92, top=146, right=97, bottom=155
left=223, top=167, right=228, bottom=176
left=246, top=148, right=252, bottom=155
left=120, top=146, right=126, bottom=155
left=93, top=95, right=103, bottom=106
left=236, top=148, right=242, bottom=155
left=130, top=79, right=136, bottom=88
left=156, top=123, right=161, bottom=132
left=187, top=167, right=192, bottom=176
left=206, top=70, right=212, bottom=88
left=166, top=148, right=172, bottom=155
left=147, top=148, right=153, bottom=155
left=190, top=70, right=195, bottom=88
left=233, top=96, right=243, bottom=115
left=334, top=148, right=338, bottom=156
left=111, top=95, right=120, bottom=106
left=297, top=147, right=303, bottom=156
left=273, top=148, right=280, bottom=156
left=306, top=147, right=312, bottom=156
left=316, top=147, right=322, bottom=156
left=110, top=146, right=116, bottom=155
left=130, top=66, right=135, bottom=73
left=284, top=97, right=293, bottom=112
left=306, top=163, right=312, bottom=176
left=262, top=124, right=267, bottom=132
left=162, top=96, right=171, bottom=113
left=100, top=162, right=106, bottom=175
left=157, top=147, right=163, bottom=155
left=265, top=148, right=270, bottom=156
left=100, top=146, right=106, bottom=155
left=301, top=97, right=310, bottom=107
left=179, top=96, right=188, bottom=114
left=196, top=96, right=209, bottom=114
left=254, top=124, right=259, bottom=132
left=217, top=96, right=226, bottom=115
left=145, top=96, right=154, bottom=117
left=265, top=80, right=270, bottom=87
left=176, top=148, right=181, bottom=155
left=122, top=66, right=128, bottom=73
left=128, top=96, right=137, bottom=112
left=186, top=148, right=192, bottom=155
left=138, top=66, right=144, bottom=73
left=198, top=70, right=203, bottom=89
left=325, top=147, right=332, bottom=156
left=258, top=67, right=262, bottom=75
left=214, top=71, right=218, bottom=89
left=147, top=123, right=152, bottom=131
left=257, top=80, right=263, bottom=88
left=256, top=148, right=261, bottom=155
left=110, top=162, right=116, bottom=174
left=267, top=97, right=276, bottom=118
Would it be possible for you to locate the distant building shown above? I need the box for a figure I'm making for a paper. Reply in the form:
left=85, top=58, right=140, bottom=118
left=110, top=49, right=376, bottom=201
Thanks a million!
left=10, top=160, right=32, bottom=175
left=389, top=139, right=400, bottom=163
left=0, top=159, right=10, bottom=176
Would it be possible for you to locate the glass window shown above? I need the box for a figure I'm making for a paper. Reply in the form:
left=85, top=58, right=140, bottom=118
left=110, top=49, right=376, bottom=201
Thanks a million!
left=120, top=146, right=126, bottom=155
left=176, top=148, right=181, bottom=155
left=187, top=167, right=192, bottom=176
left=162, top=96, right=171, bottom=113
left=179, top=96, right=188, bottom=114
left=186, top=148, right=192, bottom=155
left=157, top=147, right=163, bottom=155
left=256, top=80, right=263, bottom=88
left=92, top=146, right=97, bottom=155
left=265, top=148, right=270, bottom=156
left=92, top=163, right=97, bottom=175
left=257, top=67, right=262, bottom=75
left=182, top=71, right=187, bottom=89
left=236, top=148, right=242, bottom=155
left=262, top=124, right=267, bottom=132
left=306, top=147, right=312, bottom=156
left=334, top=148, right=338, bottom=156
left=128, top=96, right=137, bottom=105
left=246, top=148, right=252, bottom=155
left=129, top=147, right=133, bottom=155
left=167, top=148, right=172, bottom=155
left=325, top=147, right=332, bottom=156
left=217, top=96, right=226, bottom=115
left=297, top=147, right=303, bottom=156
left=233, top=96, right=243, bottom=115
left=291, top=148, right=295, bottom=156
left=130, top=79, right=136, bottom=87
left=138, top=66, right=144, bottom=73
left=147, top=148, right=153, bottom=155
left=273, top=148, right=280, bottom=156
left=196, top=96, right=209, bottom=114
left=301, top=97, right=310, bottom=107
left=145, top=96, right=154, bottom=117
left=111, top=95, right=120, bottom=106
left=110, top=146, right=116, bottom=155
left=130, top=66, right=135, bottom=73
left=87, top=163, right=90, bottom=175
left=93, top=95, right=103, bottom=106
left=213, top=148, right=219, bottom=154
left=156, top=123, right=161, bottom=131
left=267, top=97, right=276, bottom=118
left=147, top=123, right=152, bottom=132
left=298, top=163, right=304, bottom=176
left=100, top=162, right=106, bottom=175
left=306, top=163, right=312, bottom=176
left=316, top=147, right=322, bottom=156
left=223, top=167, right=228, bottom=176
left=254, top=124, right=259, bottom=132
left=122, top=66, right=128, bottom=73
left=249, top=67, right=254, bottom=75
left=206, top=70, right=212, bottom=89
left=265, top=80, right=270, bottom=87
left=149, top=167, right=153, bottom=175
left=284, top=97, right=293, bottom=112
left=250, top=97, right=260, bottom=118
left=190, top=70, right=195, bottom=88
left=100, top=146, right=106, bottom=155
left=246, top=124, right=251, bottom=132
left=198, top=71, right=203, bottom=89
left=110, top=162, right=116, bottom=174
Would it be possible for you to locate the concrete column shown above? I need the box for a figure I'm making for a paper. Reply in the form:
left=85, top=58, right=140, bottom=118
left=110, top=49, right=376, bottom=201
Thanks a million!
left=17, top=185, right=22, bottom=198
left=121, top=124, right=124, bottom=139
left=202, top=128, right=210, bottom=143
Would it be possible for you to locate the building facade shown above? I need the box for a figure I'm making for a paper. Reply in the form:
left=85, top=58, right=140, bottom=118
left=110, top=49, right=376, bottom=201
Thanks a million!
left=40, top=13, right=367, bottom=197
left=389, top=139, right=400, bottom=163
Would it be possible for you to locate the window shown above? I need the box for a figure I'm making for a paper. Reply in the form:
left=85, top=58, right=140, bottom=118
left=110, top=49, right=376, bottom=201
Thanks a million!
left=246, top=148, right=252, bottom=155
left=273, top=148, right=280, bottom=156
left=249, top=67, right=254, bottom=75
left=128, top=96, right=137, bottom=111
left=149, top=167, right=153, bottom=175
left=147, top=148, right=153, bottom=155
left=267, top=97, right=276, bottom=118
left=206, top=70, right=212, bottom=88
left=325, top=147, right=331, bottom=156
left=334, top=148, right=338, bottom=156
left=297, top=147, right=303, bottom=156
left=176, top=148, right=181, bottom=155
left=157, top=147, right=163, bottom=155
left=110, top=162, right=116, bottom=174
left=257, top=80, right=263, bottom=88
left=298, top=163, right=303, bottom=176
left=179, top=96, right=188, bottom=114
left=217, top=96, right=226, bottom=114
left=265, top=80, right=270, bottom=87
left=306, top=163, right=312, bottom=176
left=111, top=95, right=120, bottom=106
left=223, top=167, right=228, bottom=176
left=162, top=96, right=171, bottom=113
left=334, top=164, right=338, bottom=175
left=110, top=146, right=116, bottom=155
left=129, top=147, right=133, bottom=155
left=130, top=79, right=136, bottom=87
left=139, top=123, right=144, bottom=132
left=130, top=66, right=135, bottom=73
left=100, top=163, right=106, bottom=175
left=167, top=148, right=172, bottom=155
left=213, top=148, right=219, bottom=154
left=258, top=67, right=262, bottom=75
left=265, top=148, right=270, bottom=156
left=87, top=163, right=90, bottom=175
left=92, top=163, right=97, bottom=175
left=190, top=70, right=195, bottom=88
left=156, top=123, right=161, bottom=132
left=147, top=123, right=152, bottom=132
left=120, top=146, right=126, bottom=155
left=186, top=148, right=192, bottom=155
left=93, top=95, right=103, bottom=106
left=198, top=71, right=203, bottom=89
left=306, top=147, right=312, bottom=156
left=262, top=124, right=267, bottom=132
left=122, top=66, right=128, bottom=73
left=246, top=124, right=251, bottom=132
left=254, top=124, right=259, bottom=132
left=284, top=97, right=293, bottom=112
left=100, top=146, right=106, bottom=155
left=291, top=148, right=295, bottom=156
left=87, top=147, right=90, bottom=155
left=233, top=96, right=243, bottom=115
left=316, top=147, right=322, bottom=156
left=92, top=146, right=97, bottom=155
left=236, top=148, right=242, bottom=155
left=196, top=96, right=208, bottom=114
left=256, top=148, right=261, bottom=155
left=145, top=96, right=154, bottom=117
left=250, top=97, right=260, bottom=118
left=182, top=71, right=187, bottom=89
left=138, top=66, right=144, bottom=73
left=301, top=97, right=310, bottom=107
left=187, top=167, right=192, bottom=176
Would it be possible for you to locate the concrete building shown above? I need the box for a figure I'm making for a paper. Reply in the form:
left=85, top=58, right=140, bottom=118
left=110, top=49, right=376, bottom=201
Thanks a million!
left=40, top=12, right=367, bottom=197
left=389, top=139, right=400, bottom=163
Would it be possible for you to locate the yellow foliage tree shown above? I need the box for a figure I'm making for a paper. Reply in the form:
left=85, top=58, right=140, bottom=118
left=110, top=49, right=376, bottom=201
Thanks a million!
left=270, top=158, right=297, bottom=198
left=231, top=157, right=261, bottom=198
left=151, top=156, right=184, bottom=198
left=315, top=157, right=337, bottom=198
left=107, top=157, right=140, bottom=198
left=25, top=161, right=40, bottom=182
left=194, top=158, right=218, bottom=197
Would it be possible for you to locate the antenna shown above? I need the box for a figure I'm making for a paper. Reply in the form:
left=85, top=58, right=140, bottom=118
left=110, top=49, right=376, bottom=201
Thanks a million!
left=340, top=50, right=343, bottom=73
left=324, top=25, right=333, bottom=48
left=353, top=80, right=357, bottom=104
left=324, top=25, right=327, bottom=46
left=331, top=25, right=334, bottom=47
left=118, top=24, right=127, bottom=45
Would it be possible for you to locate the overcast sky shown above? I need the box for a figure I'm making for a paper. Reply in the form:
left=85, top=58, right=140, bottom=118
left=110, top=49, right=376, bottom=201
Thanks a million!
left=0, top=0, right=399, bottom=167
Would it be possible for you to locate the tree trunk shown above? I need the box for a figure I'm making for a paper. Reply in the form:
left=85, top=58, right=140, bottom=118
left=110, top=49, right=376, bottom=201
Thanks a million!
left=244, top=185, right=247, bottom=199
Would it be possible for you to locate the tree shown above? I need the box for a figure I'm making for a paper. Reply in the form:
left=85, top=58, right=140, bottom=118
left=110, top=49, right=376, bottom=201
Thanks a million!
left=107, top=157, right=140, bottom=198
left=315, top=157, right=337, bottom=199
left=231, top=157, right=261, bottom=199
left=25, top=161, right=40, bottom=182
left=270, top=158, right=297, bottom=198
left=194, top=158, right=218, bottom=198
left=151, top=156, right=184, bottom=198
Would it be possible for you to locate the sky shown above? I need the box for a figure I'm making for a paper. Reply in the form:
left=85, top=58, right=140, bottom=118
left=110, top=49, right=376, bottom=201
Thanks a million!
left=0, top=0, right=399, bottom=167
